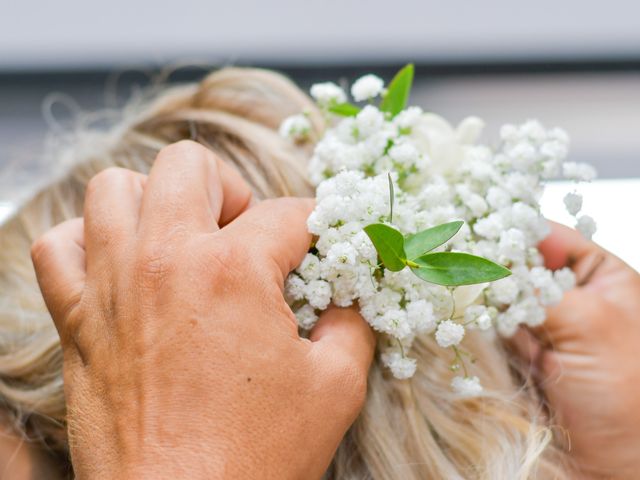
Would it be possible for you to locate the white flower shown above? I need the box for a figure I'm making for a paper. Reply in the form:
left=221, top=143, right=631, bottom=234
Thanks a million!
left=351, top=74, right=384, bottom=101
left=529, top=267, right=564, bottom=306
left=410, top=113, right=466, bottom=174
left=476, top=312, right=493, bottom=330
left=284, top=275, right=306, bottom=302
left=435, top=320, right=465, bottom=348
left=382, top=351, right=417, bottom=379
left=564, top=192, right=583, bottom=216
left=464, top=305, right=492, bottom=330
left=451, top=376, right=483, bottom=397
left=393, top=106, right=423, bottom=130
left=498, top=228, right=526, bottom=264
left=486, top=187, right=511, bottom=209
left=282, top=73, right=595, bottom=384
left=554, top=267, right=576, bottom=291
left=389, top=142, right=420, bottom=168
left=326, top=242, right=358, bottom=267
left=489, top=277, right=519, bottom=304
left=354, top=105, right=385, bottom=138
left=297, top=253, right=321, bottom=281
left=456, top=116, right=485, bottom=144
left=279, top=114, right=311, bottom=141
left=563, top=162, right=597, bottom=182
left=295, top=304, right=318, bottom=330
left=378, top=309, right=412, bottom=339
left=306, top=280, right=332, bottom=310
left=406, top=299, right=436, bottom=333
left=474, top=213, right=505, bottom=240
left=452, top=284, right=488, bottom=317
left=310, top=82, right=347, bottom=106
left=576, top=215, right=597, bottom=239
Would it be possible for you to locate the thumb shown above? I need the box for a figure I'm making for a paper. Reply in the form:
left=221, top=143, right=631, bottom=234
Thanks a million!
left=310, top=305, right=375, bottom=376
left=538, top=221, right=614, bottom=283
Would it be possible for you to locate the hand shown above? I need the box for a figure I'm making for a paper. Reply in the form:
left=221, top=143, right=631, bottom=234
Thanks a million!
left=31, top=141, right=375, bottom=480
left=513, top=222, right=640, bottom=478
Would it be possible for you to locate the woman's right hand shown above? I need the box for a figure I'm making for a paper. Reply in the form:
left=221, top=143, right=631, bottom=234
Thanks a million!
left=514, top=222, right=640, bottom=478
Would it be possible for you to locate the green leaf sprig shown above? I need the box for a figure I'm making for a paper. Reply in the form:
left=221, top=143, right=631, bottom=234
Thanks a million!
left=328, top=64, right=415, bottom=119
left=364, top=220, right=511, bottom=286
left=379, top=64, right=414, bottom=117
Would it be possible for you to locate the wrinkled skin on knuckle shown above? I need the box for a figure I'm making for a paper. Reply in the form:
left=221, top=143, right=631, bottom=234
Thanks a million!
left=133, top=240, right=178, bottom=292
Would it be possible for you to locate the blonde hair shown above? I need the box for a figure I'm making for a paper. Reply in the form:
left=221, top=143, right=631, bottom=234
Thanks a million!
left=0, top=67, right=570, bottom=479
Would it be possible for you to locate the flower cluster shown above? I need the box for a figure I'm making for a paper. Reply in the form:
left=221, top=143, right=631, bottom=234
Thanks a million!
left=281, top=66, right=596, bottom=395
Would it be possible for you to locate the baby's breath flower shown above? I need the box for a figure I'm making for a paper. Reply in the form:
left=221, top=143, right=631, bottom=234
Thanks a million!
left=435, top=320, right=465, bottom=348
left=351, top=74, right=384, bottom=102
left=284, top=275, right=305, bottom=302
left=297, top=253, right=321, bottom=281
left=451, top=376, right=483, bottom=397
left=563, top=162, right=597, bottom=182
left=382, top=351, right=417, bottom=379
left=310, top=82, right=347, bottom=106
left=295, top=304, right=318, bottom=330
left=279, top=114, right=311, bottom=141
left=554, top=268, right=576, bottom=291
left=305, top=280, right=332, bottom=310
left=576, top=215, right=597, bottom=239
left=277, top=68, right=595, bottom=386
left=564, top=191, right=583, bottom=216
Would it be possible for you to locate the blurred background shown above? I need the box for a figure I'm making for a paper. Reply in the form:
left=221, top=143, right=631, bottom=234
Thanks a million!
left=1, top=1, right=639, bottom=265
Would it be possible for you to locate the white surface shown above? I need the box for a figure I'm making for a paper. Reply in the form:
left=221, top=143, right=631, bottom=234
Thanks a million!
left=2, top=0, right=640, bottom=70
left=541, top=179, right=638, bottom=271
left=2, top=180, right=638, bottom=271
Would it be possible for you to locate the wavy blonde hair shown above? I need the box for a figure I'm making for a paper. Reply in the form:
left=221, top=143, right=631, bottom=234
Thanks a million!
left=0, top=67, right=570, bottom=479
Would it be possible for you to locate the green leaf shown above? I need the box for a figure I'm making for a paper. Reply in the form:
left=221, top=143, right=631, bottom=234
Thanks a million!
left=404, top=221, right=464, bottom=260
left=363, top=223, right=407, bottom=272
left=328, top=102, right=361, bottom=117
left=380, top=64, right=414, bottom=117
left=411, top=252, right=511, bottom=286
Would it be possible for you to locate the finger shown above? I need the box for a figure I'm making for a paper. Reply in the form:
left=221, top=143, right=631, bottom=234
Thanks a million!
left=83, top=168, right=146, bottom=268
left=508, top=327, right=543, bottom=366
left=528, top=287, right=604, bottom=350
left=310, top=305, right=375, bottom=378
left=31, top=218, right=86, bottom=333
left=217, top=197, right=314, bottom=282
left=538, top=221, right=609, bottom=278
left=139, top=140, right=252, bottom=239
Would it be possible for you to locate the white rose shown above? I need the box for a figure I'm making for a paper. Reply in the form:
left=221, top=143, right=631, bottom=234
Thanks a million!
left=410, top=114, right=484, bottom=174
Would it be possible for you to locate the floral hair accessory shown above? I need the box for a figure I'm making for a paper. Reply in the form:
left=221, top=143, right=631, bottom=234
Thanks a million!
left=281, top=65, right=596, bottom=395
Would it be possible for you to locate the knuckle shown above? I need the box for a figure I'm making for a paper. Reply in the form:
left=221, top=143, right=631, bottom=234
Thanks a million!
left=30, top=232, right=56, bottom=265
left=263, top=197, right=314, bottom=218
left=157, top=140, right=209, bottom=166
left=85, top=167, right=133, bottom=199
left=134, top=242, right=175, bottom=283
